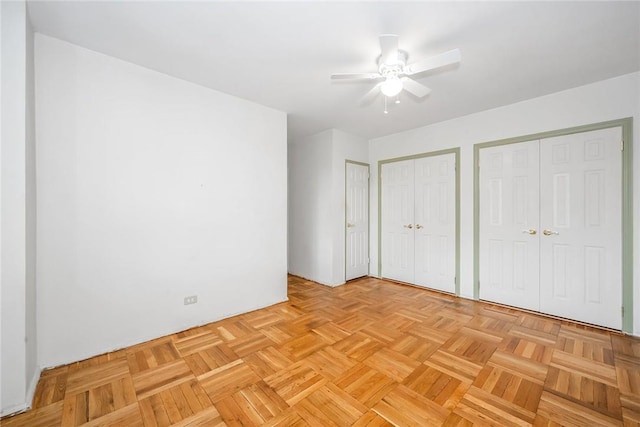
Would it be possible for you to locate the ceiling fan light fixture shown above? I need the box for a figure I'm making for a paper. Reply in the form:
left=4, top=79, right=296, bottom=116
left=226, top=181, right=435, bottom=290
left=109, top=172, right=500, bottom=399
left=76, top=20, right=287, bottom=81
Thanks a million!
left=380, top=76, right=403, bottom=97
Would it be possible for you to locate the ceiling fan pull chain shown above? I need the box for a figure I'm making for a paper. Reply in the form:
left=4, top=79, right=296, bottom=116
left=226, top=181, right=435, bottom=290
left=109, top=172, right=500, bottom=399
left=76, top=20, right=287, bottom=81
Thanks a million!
left=384, top=96, right=388, bottom=114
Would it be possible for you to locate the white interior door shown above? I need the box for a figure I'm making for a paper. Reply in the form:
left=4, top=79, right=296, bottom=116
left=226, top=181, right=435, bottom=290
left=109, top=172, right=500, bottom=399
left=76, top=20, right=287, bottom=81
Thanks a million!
left=479, top=141, right=541, bottom=311
left=414, top=154, right=456, bottom=293
left=539, top=127, right=622, bottom=329
left=381, top=160, right=415, bottom=283
left=346, top=162, right=369, bottom=281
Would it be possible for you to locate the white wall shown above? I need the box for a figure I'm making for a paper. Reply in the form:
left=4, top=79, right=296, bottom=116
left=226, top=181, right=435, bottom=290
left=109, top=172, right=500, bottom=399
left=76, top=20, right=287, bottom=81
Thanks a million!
left=24, top=8, right=38, bottom=408
left=0, top=0, right=38, bottom=416
left=288, top=130, right=334, bottom=285
left=369, top=72, right=640, bottom=334
left=288, top=129, right=368, bottom=286
left=35, top=34, right=288, bottom=368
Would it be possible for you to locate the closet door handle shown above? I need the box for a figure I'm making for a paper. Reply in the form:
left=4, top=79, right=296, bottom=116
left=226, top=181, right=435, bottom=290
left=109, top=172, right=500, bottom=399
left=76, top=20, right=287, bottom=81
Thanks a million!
left=403, top=224, right=413, bottom=229
left=521, top=229, right=537, bottom=235
left=543, top=229, right=559, bottom=236
left=346, top=223, right=355, bottom=228
left=416, top=224, right=424, bottom=230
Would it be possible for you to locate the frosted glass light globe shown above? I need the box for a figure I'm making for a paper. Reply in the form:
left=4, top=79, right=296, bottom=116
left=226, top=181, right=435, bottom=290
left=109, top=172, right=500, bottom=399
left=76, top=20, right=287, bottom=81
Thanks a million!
left=380, top=76, right=403, bottom=97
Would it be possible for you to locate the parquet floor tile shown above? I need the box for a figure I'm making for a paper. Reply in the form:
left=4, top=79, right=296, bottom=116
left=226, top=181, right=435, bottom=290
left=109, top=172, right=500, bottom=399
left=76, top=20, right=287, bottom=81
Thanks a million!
left=360, top=323, right=405, bottom=345
left=352, top=410, right=394, bottom=426
left=334, top=363, right=398, bottom=408
left=65, top=357, right=130, bottom=396
left=372, top=384, right=450, bottom=426
left=31, top=366, right=69, bottom=409
left=2, top=401, right=64, bottom=427
left=454, top=385, right=535, bottom=426
left=259, top=408, right=307, bottom=427
left=535, top=390, right=623, bottom=426
left=311, top=321, right=351, bottom=343
left=545, top=365, right=623, bottom=418
left=173, top=330, right=223, bottom=356
left=198, top=360, right=261, bottom=402
left=127, top=341, right=182, bottom=374
left=226, top=331, right=276, bottom=358
left=215, top=381, right=288, bottom=426
left=390, top=334, right=440, bottom=362
left=277, top=331, right=330, bottom=361
left=331, top=331, right=385, bottom=362
left=294, top=383, right=367, bottom=426
left=401, top=364, right=468, bottom=410
left=242, top=346, right=293, bottom=379
left=132, top=359, right=194, bottom=400
left=4, top=274, right=640, bottom=427
left=305, top=347, right=358, bottom=380
left=259, top=325, right=295, bottom=345
left=137, top=380, right=214, bottom=427
left=499, top=335, right=555, bottom=365
left=488, top=350, right=549, bottom=384
left=213, top=320, right=256, bottom=342
left=363, top=348, right=421, bottom=382
left=183, top=343, right=239, bottom=377
left=408, top=318, right=460, bottom=344
left=263, top=360, right=327, bottom=406
left=473, top=363, right=543, bottom=413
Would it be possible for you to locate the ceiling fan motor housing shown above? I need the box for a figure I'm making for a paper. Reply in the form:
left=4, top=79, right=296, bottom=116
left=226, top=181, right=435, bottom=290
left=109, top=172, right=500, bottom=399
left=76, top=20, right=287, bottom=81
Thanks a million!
left=378, top=50, right=408, bottom=78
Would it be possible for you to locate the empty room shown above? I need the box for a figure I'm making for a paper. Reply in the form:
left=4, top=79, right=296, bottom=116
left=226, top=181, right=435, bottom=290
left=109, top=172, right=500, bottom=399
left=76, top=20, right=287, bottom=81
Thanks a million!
left=2, top=1, right=640, bottom=425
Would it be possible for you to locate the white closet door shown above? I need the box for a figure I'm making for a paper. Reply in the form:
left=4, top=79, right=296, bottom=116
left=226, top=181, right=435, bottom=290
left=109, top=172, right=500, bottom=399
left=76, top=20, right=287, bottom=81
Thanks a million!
left=539, top=128, right=622, bottom=329
left=479, top=141, right=540, bottom=311
left=345, top=162, right=369, bottom=281
left=381, top=160, right=415, bottom=283
left=414, top=154, right=456, bottom=293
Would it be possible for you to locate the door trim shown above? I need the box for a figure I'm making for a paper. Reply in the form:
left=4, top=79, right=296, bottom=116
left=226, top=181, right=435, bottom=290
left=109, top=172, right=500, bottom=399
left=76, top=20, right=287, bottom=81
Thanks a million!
left=345, top=160, right=370, bottom=281
left=378, top=148, right=461, bottom=295
left=473, top=117, right=633, bottom=332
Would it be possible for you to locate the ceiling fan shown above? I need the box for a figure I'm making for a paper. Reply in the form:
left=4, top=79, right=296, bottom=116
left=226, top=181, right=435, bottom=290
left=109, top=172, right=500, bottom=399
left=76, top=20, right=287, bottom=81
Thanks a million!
left=331, top=34, right=461, bottom=109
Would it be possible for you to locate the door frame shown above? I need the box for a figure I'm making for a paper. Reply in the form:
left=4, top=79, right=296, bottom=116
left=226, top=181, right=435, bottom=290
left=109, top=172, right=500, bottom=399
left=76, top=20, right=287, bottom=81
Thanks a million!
left=345, top=160, right=370, bottom=281
left=473, top=117, right=634, bottom=332
left=378, top=148, right=461, bottom=295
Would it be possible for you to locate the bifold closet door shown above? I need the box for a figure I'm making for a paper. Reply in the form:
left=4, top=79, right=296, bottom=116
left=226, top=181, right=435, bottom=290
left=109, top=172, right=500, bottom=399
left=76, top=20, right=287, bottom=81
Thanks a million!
left=539, top=127, right=622, bottom=329
left=381, top=154, right=456, bottom=293
left=479, top=127, right=623, bottom=329
left=381, top=160, right=415, bottom=283
left=479, top=141, right=541, bottom=311
left=414, top=154, right=456, bottom=293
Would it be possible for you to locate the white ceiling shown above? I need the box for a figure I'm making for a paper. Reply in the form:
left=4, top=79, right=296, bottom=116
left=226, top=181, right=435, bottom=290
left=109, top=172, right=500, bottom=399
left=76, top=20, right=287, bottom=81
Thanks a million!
left=27, top=1, right=640, bottom=141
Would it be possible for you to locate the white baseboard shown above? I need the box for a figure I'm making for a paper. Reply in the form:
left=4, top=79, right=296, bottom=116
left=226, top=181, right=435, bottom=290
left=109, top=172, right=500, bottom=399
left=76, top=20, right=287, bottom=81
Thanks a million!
left=1, top=402, right=28, bottom=418
left=25, top=367, right=41, bottom=408
left=0, top=367, right=41, bottom=418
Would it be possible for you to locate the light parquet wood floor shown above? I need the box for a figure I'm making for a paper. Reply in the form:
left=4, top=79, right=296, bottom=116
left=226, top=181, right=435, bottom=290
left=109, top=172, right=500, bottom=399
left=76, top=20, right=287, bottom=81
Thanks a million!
left=3, top=275, right=640, bottom=426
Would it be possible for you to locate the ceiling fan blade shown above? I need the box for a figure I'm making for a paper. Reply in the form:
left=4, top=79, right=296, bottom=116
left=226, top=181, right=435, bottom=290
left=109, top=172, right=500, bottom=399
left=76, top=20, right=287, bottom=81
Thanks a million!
left=331, top=72, right=381, bottom=80
left=359, top=83, right=382, bottom=105
left=379, top=34, right=399, bottom=65
left=404, top=48, right=461, bottom=75
left=401, top=77, right=432, bottom=98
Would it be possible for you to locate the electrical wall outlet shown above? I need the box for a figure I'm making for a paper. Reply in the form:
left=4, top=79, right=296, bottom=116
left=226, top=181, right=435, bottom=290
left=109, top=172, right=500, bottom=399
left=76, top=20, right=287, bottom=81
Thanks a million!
left=184, top=295, right=198, bottom=305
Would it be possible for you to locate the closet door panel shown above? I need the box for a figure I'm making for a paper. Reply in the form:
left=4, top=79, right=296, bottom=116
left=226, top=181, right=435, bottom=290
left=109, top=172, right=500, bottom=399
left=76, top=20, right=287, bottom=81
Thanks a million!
left=479, top=141, right=540, bottom=311
left=381, top=160, right=415, bottom=283
left=414, top=154, right=456, bottom=293
left=539, top=127, right=622, bottom=329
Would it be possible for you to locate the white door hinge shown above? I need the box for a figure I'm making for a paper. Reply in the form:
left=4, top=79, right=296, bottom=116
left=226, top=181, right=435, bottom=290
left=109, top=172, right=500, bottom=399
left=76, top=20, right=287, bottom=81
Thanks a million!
left=621, top=140, right=624, bottom=151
